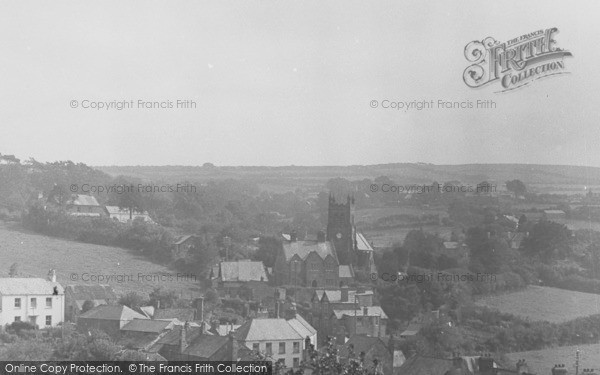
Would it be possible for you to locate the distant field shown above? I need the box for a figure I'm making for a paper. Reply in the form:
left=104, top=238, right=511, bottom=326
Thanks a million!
left=556, top=219, right=600, bottom=232
left=0, top=222, right=201, bottom=297
left=506, top=344, right=600, bottom=375
left=475, top=286, right=600, bottom=323
left=354, top=206, right=448, bottom=223
left=362, top=225, right=453, bottom=248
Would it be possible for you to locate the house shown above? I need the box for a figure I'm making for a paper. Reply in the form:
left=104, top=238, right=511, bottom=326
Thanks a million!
left=310, top=287, right=375, bottom=343
left=152, top=308, right=198, bottom=322
left=64, top=284, right=117, bottom=322
left=398, top=354, right=505, bottom=375
left=104, top=205, right=154, bottom=224
left=212, top=260, right=269, bottom=293
left=0, top=272, right=65, bottom=327
left=274, top=231, right=340, bottom=288
left=172, top=235, right=199, bottom=259
left=119, top=319, right=174, bottom=350
left=286, top=310, right=318, bottom=350
left=331, top=305, right=388, bottom=341
left=505, top=232, right=527, bottom=250
left=66, top=194, right=104, bottom=217
left=338, top=335, right=405, bottom=375
left=338, top=265, right=355, bottom=286
left=151, top=323, right=253, bottom=361
left=235, top=318, right=306, bottom=369
left=76, top=304, right=148, bottom=338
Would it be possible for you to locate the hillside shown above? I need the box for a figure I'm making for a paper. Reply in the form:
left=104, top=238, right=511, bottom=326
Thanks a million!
left=0, top=222, right=201, bottom=296
left=475, top=286, right=600, bottom=323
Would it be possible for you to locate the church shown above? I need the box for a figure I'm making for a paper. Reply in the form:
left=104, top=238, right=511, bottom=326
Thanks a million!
left=273, top=194, right=376, bottom=287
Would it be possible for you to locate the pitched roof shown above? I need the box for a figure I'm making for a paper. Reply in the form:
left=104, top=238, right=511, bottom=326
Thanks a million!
left=66, top=284, right=117, bottom=302
left=400, top=322, right=422, bottom=336
left=183, top=335, right=229, bottom=359
left=235, top=319, right=303, bottom=342
left=333, top=306, right=388, bottom=320
left=339, top=265, right=355, bottom=278
left=282, top=240, right=337, bottom=262
left=397, top=355, right=454, bottom=375
left=154, top=326, right=202, bottom=346
left=339, top=335, right=393, bottom=374
left=214, top=324, right=241, bottom=336
left=153, top=308, right=196, bottom=321
left=121, top=319, right=173, bottom=333
left=174, top=235, right=196, bottom=245
left=69, top=194, right=100, bottom=206
left=105, top=206, right=149, bottom=215
left=0, top=278, right=64, bottom=295
left=219, top=261, right=268, bottom=282
left=314, top=289, right=357, bottom=303
left=356, top=233, right=374, bottom=252
left=78, top=304, right=148, bottom=321
left=287, top=314, right=317, bottom=338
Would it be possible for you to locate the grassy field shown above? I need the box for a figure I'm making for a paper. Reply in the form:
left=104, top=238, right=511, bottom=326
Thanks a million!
left=506, top=344, right=600, bottom=375
left=0, top=222, right=201, bottom=297
left=475, top=286, right=600, bottom=323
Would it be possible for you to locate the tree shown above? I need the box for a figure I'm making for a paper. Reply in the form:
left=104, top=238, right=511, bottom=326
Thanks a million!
left=521, top=220, right=573, bottom=261
left=119, top=292, right=147, bottom=310
left=8, top=263, right=19, bottom=277
left=255, top=236, right=282, bottom=268
left=505, top=179, right=527, bottom=198
left=81, top=300, right=96, bottom=313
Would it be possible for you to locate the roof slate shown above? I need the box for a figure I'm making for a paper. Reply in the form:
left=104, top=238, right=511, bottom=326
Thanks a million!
left=220, top=261, right=268, bottom=282
left=0, top=278, right=64, bottom=295
left=282, top=240, right=337, bottom=262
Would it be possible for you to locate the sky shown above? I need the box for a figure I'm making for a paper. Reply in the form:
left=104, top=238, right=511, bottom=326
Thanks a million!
left=0, top=0, right=598, bottom=167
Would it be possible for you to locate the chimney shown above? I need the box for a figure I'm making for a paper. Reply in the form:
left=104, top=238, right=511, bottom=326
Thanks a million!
left=180, top=322, right=190, bottom=354
left=229, top=331, right=238, bottom=361
left=290, top=230, right=297, bottom=242
left=516, top=359, right=530, bottom=375
left=317, top=231, right=326, bottom=243
left=275, top=301, right=280, bottom=319
left=285, top=305, right=297, bottom=320
left=552, top=364, right=568, bottom=375
left=47, top=269, right=56, bottom=283
left=363, top=306, right=368, bottom=315
left=478, top=355, right=494, bottom=375
left=341, top=286, right=349, bottom=302
left=211, top=320, right=219, bottom=334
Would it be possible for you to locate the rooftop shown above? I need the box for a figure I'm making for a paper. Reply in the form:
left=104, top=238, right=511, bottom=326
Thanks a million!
left=282, top=240, right=337, bottom=262
left=153, top=308, right=196, bottom=321
left=78, top=304, right=148, bottom=321
left=68, top=194, right=100, bottom=206
left=356, top=232, right=374, bottom=252
left=333, top=306, right=388, bottom=320
left=0, top=278, right=64, bottom=296
left=219, top=261, right=268, bottom=282
left=236, top=318, right=303, bottom=342
left=121, top=319, right=173, bottom=333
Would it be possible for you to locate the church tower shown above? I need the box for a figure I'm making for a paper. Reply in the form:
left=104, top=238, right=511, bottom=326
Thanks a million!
left=326, top=194, right=355, bottom=265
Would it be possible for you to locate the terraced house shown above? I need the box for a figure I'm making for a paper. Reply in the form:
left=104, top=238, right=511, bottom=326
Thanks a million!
left=0, top=271, right=64, bottom=327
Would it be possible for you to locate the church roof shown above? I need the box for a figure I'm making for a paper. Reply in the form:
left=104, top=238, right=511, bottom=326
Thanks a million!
left=282, top=240, right=337, bottom=262
left=356, top=232, right=374, bottom=252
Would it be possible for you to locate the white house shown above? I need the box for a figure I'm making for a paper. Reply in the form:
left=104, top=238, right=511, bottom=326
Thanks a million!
left=0, top=271, right=65, bottom=327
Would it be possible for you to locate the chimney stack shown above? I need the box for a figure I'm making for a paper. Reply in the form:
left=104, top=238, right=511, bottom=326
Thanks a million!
left=317, top=231, right=326, bottom=243
left=290, top=230, right=297, bottom=242
left=341, top=286, right=349, bottom=302
left=180, top=321, right=190, bottom=354
left=229, top=331, right=238, bottom=361
left=285, top=304, right=297, bottom=320
left=47, top=269, right=56, bottom=283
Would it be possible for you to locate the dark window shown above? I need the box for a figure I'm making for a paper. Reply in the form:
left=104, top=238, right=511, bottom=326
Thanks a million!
left=293, top=342, right=300, bottom=353
left=252, top=343, right=259, bottom=352
left=45, top=315, right=52, bottom=326
left=31, top=298, right=37, bottom=309
left=46, top=298, right=52, bottom=308
left=266, top=343, right=272, bottom=355
left=279, top=342, right=285, bottom=354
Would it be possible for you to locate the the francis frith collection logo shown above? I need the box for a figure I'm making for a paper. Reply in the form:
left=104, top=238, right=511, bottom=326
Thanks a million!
left=463, top=28, right=572, bottom=92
